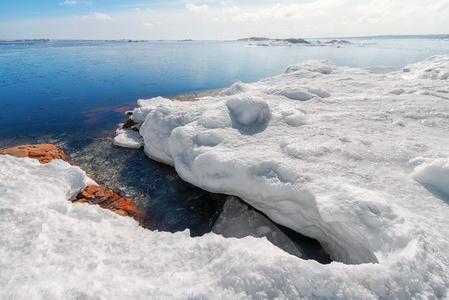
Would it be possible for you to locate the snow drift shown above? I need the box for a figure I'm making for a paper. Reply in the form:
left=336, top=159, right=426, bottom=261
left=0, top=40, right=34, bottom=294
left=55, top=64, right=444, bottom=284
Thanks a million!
left=115, top=56, right=449, bottom=293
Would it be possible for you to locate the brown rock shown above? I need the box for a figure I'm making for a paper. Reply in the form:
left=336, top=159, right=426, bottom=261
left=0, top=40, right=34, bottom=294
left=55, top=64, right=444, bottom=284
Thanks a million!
left=122, top=116, right=136, bottom=129
left=0, top=144, right=67, bottom=164
left=74, top=184, right=144, bottom=225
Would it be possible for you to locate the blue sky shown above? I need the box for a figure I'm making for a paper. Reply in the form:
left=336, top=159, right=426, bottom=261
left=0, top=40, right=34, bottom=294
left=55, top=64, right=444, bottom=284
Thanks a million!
left=1, top=0, right=449, bottom=40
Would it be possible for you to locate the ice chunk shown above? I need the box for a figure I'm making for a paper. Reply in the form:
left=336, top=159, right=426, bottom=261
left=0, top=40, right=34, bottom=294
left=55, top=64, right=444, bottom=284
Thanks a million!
left=281, top=87, right=315, bottom=101
left=389, top=88, right=405, bottom=95
left=114, top=128, right=143, bottom=149
left=307, top=87, right=331, bottom=98
left=226, top=96, right=271, bottom=125
left=219, top=81, right=249, bottom=96
left=413, top=159, right=449, bottom=202
left=213, top=196, right=304, bottom=258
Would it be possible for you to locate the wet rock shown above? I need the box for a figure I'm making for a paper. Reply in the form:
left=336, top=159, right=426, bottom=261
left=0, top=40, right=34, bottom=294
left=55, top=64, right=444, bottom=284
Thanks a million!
left=122, top=116, right=136, bottom=129
left=74, top=184, right=143, bottom=224
left=0, top=144, right=66, bottom=164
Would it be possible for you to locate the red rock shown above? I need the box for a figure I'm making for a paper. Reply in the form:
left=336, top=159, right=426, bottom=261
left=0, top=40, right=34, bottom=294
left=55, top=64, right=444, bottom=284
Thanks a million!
left=73, top=184, right=144, bottom=225
left=0, top=144, right=67, bottom=164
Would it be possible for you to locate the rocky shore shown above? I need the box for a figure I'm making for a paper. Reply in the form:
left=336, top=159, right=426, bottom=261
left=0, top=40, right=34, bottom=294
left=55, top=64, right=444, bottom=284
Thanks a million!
left=0, top=143, right=144, bottom=225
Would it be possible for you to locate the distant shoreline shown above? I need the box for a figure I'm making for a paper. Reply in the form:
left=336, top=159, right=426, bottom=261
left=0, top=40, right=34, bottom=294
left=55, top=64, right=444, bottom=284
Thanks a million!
left=2, top=34, right=448, bottom=43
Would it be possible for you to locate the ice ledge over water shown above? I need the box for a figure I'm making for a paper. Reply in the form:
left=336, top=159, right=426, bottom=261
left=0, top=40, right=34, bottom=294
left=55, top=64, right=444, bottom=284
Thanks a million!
left=117, top=56, right=449, bottom=267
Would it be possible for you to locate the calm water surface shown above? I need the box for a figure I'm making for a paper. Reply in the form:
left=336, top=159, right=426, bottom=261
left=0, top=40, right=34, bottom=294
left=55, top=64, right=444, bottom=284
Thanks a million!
left=2, top=38, right=449, bottom=137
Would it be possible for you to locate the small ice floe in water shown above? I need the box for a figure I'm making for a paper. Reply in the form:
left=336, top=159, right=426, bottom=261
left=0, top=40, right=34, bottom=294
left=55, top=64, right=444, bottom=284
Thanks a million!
left=114, top=128, right=143, bottom=149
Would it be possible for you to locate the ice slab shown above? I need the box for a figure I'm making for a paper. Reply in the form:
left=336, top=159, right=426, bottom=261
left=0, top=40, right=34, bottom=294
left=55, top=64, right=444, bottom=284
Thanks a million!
left=114, top=128, right=143, bottom=149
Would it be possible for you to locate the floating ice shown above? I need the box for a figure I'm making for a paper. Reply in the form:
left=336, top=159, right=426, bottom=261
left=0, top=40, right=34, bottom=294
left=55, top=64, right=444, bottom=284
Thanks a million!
left=114, top=128, right=143, bottom=149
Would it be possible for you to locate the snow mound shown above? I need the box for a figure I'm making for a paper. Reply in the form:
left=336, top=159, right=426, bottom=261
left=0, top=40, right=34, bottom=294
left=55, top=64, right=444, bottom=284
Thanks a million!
left=281, top=87, right=315, bottom=101
left=219, top=81, right=249, bottom=96
left=402, top=55, right=449, bottom=80
left=284, top=60, right=335, bottom=75
left=226, top=96, right=271, bottom=125
left=413, top=158, right=449, bottom=202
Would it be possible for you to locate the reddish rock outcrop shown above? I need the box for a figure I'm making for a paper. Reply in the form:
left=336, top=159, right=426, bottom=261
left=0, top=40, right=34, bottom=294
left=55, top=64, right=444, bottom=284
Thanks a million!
left=74, top=184, right=143, bottom=223
left=122, top=116, right=136, bottom=129
left=0, top=144, right=66, bottom=164
left=1, top=143, right=144, bottom=224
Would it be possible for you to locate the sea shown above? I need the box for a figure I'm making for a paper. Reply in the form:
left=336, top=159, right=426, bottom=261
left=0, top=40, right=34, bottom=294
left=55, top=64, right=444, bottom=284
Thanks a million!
left=1, top=36, right=449, bottom=262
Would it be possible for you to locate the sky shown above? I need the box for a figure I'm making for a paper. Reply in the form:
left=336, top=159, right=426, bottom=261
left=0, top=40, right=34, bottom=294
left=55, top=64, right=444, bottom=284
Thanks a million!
left=1, top=0, right=449, bottom=40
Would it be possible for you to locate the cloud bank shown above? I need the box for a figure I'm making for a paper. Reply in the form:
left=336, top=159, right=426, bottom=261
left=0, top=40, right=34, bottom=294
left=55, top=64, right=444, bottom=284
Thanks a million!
left=2, top=0, right=449, bottom=40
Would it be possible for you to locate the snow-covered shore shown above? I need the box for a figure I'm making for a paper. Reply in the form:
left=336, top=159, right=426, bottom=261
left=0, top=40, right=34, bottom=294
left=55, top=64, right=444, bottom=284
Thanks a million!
left=2, top=56, right=449, bottom=298
left=121, top=55, right=448, bottom=296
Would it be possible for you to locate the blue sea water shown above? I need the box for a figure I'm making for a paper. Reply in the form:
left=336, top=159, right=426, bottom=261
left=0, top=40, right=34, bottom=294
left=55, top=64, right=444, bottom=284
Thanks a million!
left=1, top=38, right=449, bottom=138
left=1, top=38, right=449, bottom=262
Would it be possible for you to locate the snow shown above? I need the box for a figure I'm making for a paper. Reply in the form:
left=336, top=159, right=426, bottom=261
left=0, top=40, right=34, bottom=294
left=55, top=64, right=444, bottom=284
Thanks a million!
left=412, top=158, right=449, bottom=202
left=0, top=155, right=373, bottom=299
left=113, top=128, right=143, bottom=149
left=112, top=55, right=449, bottom=296
left=4, top=55, right=449, bottom=298
left=212, top=196, right=305, bottom=258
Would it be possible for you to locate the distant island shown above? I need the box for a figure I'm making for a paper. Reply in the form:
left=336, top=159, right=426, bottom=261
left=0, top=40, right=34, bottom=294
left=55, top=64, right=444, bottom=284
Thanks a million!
left=238, top=37, right=354, bottom=46
left=238, top=37, right=311, bottom=44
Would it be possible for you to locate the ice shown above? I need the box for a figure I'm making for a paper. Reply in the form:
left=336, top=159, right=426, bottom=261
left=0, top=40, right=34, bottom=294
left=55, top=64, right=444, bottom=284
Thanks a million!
left=226, top=96, right=272, bottom=125
left=412, top=158, right=449, bottom=203
left=113, top=129, right=143, bottom=149
left=401, top=55, right=449, bottom=80
left=212, top=196, right=305, bottom=258
left=111, top=56, right=449, bottom=296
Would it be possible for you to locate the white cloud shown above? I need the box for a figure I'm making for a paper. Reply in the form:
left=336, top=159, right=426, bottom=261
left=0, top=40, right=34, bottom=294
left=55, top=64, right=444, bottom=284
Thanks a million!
left=222, top=6, right=240, bottom=13
left=60, top=0, right=93, bottom=6
left=62, top=0, right=78, bottom=5
left=186, top=3, right=209, bottom=12
left=94, top=12, right=112, bottom=20
left=212, top=17, right=226, bottom=22
left=135, top=8, right=154, bottom=13
left=3, top=0, right=449, bottom=40
left=231, top=2, right=336, bottom=22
